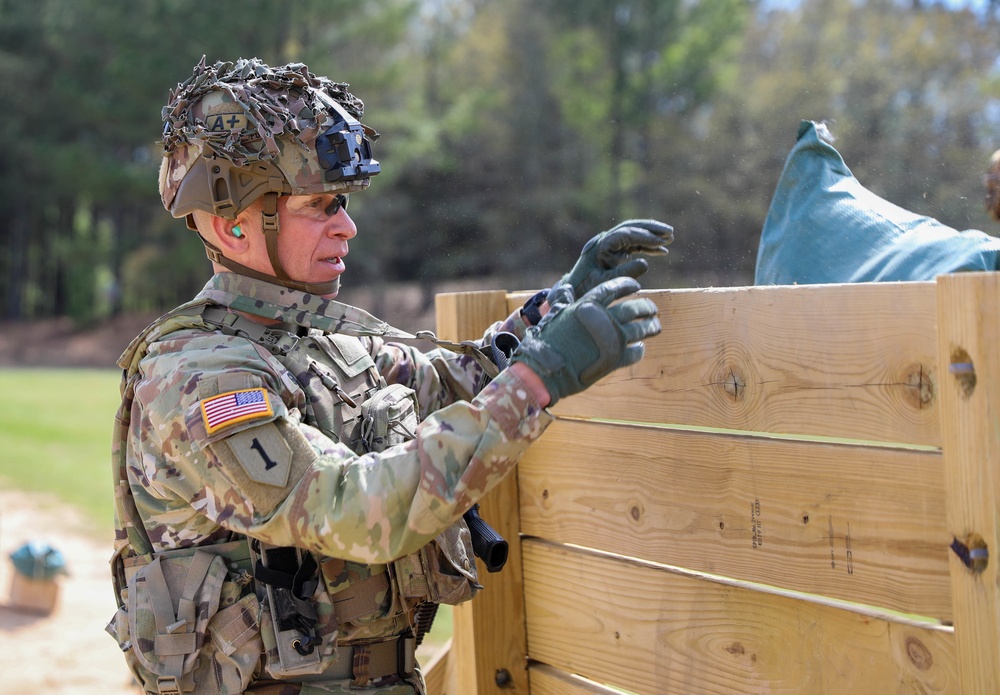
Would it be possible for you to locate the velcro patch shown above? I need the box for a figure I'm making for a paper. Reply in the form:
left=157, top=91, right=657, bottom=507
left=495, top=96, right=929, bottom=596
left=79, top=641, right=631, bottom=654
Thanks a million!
left=210, top=420, right=318, bottom=517
left=200, top=388, right=273, bottom=434
left=226, top=424, right=292, bottom=489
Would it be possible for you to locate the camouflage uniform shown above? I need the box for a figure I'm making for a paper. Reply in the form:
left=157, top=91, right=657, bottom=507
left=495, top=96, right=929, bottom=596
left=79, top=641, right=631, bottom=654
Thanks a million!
left=108, top=55, right=666, bottom=695
left=108, top=271, right=552, bottom=694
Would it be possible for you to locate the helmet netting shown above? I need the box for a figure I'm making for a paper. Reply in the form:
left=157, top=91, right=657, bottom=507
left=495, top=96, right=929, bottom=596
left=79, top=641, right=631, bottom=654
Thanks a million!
left=161, top=56, right=366, bottom=166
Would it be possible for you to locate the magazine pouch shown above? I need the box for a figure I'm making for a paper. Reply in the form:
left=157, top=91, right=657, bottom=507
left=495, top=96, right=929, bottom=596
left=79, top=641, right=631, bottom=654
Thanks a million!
left=110, top=549, right=262, bottom=694
left=395, top=520, right=481, bottom=608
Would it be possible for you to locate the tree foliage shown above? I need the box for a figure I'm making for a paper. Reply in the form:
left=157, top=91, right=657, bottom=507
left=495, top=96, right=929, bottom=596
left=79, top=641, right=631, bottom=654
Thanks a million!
left=0, top=0, right=998, bottom=321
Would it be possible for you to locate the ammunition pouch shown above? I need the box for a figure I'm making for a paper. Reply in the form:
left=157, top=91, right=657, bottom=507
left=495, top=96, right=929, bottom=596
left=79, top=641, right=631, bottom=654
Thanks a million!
left=106, top=542, right=261, bottom=695
left=360, top=382, right=418, bottom=453
left=396, top=522, right=481, bottom=608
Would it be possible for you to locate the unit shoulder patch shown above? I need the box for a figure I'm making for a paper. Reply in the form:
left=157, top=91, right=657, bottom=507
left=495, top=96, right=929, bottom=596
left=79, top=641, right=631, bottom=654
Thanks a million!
left=209, top=419, right=319, bottom=517
left=200, top=388, right=273, bottom=434
left=226, top=424, right=292, bottom=489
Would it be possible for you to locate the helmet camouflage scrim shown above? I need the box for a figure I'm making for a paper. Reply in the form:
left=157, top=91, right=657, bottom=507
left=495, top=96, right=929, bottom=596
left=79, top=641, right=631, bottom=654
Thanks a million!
left=158, top=56, right=380, bottom=294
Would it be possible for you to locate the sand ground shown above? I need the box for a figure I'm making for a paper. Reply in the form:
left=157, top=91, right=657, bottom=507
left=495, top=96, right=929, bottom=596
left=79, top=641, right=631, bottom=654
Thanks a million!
left=0, top=487, right=142, bottom=693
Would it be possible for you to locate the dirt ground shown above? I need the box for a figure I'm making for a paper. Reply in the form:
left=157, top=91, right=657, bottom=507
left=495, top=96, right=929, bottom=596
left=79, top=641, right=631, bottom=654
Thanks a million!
left=0, top=487, right=142, bottom=694
left=0, top=313, right=160, bottom=369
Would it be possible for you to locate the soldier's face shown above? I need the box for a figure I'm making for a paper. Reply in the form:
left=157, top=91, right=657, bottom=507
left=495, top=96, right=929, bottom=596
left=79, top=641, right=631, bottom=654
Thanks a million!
left=240, top=193, right=358, bottom=298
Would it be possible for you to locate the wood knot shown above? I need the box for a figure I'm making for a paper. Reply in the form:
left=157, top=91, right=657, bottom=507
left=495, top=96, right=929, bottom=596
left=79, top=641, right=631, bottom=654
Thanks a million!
left=724, top=642, right=745, bottom=656
left=629, top=504, right=643, bottom=522
left=719, top=366, right=746, bottom=400
left=905, top=636, right=933, bottom=671
left=903, top=364, right=933, bottom=409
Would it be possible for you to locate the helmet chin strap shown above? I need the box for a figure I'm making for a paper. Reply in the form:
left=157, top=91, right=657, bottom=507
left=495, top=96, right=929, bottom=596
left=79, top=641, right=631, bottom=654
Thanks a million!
left=195, top=191, right=340, bottom=297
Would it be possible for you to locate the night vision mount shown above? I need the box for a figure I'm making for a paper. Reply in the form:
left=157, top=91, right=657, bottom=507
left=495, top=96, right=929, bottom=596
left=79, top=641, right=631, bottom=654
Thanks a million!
left=315, top=95, right=381, bottom=183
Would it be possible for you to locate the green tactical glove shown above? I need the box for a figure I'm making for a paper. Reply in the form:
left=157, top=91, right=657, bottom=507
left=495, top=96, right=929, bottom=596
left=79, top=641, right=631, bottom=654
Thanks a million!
left=548, top=219, right=674, bottom=305
left=513, top=277, right=661, bottom=406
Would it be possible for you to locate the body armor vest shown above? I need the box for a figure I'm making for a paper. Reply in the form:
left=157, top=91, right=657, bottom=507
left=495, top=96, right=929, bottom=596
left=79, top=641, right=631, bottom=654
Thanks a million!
left=108, top=296, right=480, bottom=694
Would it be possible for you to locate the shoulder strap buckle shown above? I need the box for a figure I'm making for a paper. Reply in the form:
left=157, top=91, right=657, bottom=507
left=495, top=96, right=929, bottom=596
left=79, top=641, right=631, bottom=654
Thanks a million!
left=260, top=328, right=301, bottom=356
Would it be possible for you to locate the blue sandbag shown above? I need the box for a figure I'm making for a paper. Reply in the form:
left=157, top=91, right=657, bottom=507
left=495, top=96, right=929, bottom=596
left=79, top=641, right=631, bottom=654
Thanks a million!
left=755, top=120, right=1000, bottom=285
left=10, top=541, right=67, bottom=580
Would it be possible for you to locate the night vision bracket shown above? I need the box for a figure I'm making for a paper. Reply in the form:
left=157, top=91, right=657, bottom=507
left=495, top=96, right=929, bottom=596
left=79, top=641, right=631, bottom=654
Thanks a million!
left=315, top=96, right=381, bottom=183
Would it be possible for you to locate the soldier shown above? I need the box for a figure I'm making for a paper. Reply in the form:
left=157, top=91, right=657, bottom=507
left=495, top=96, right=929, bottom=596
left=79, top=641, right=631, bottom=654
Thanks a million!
left=106, top=57, right=673, bottom=695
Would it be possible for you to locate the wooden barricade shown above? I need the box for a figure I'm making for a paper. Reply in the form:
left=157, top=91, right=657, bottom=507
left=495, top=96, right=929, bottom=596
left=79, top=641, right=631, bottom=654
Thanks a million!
left=423, top=273, right=1000, bottom=694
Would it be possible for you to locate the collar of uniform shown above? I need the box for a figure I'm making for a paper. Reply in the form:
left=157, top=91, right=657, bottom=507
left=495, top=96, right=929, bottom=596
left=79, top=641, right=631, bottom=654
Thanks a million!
left=195, top=272, right=416, bottom=339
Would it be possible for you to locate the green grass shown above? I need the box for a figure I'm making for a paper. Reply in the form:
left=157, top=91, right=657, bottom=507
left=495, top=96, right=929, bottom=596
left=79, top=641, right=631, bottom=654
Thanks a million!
left=0, top=368, right=122, bottom=532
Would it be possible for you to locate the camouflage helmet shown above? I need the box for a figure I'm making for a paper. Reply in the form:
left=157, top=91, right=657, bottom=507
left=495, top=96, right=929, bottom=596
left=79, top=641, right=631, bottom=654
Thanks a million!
left=160, top=56, right=379, bottom=221
left=158, top=57, right=380, bottom=294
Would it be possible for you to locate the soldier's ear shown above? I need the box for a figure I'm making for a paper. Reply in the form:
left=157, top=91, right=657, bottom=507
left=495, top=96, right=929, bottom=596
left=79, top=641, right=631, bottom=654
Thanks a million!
left=209, top=214, right=250, bottom=254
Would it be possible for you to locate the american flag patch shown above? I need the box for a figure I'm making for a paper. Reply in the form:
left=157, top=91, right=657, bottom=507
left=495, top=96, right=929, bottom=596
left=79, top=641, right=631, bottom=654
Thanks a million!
left=200, top=388, right=273, bottom=434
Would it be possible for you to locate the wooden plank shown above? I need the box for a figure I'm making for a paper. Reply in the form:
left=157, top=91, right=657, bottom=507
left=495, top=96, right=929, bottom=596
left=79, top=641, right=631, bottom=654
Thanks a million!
left=518, top=419, right=952, bottom=621
left=529, top=663, right=625, bottom=695
left=937, top=272, right=1000, bottom=694
left=522, top=540, right=958, bottom=695
left=436, top=288, right=530, bottom=695
left=421, top=639, right=451, bottom=695
left=547, top=282, right=941, bottom=447
left=451, top=473, right=530, bottom=695
left=435, top=290, right=511, bottom=344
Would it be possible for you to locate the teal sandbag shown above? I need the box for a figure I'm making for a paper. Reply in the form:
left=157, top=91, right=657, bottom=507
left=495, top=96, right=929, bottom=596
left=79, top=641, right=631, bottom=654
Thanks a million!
left=754, top=120, right=1000, bottom=285
left=10, top=540, right=67, bottom=580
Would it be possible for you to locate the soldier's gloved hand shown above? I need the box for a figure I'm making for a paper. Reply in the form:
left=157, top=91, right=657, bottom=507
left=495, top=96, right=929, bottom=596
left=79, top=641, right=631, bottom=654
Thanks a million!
left=513, top=277, right=661, bottom=407
left=548, top=219, right=673, bottom=305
